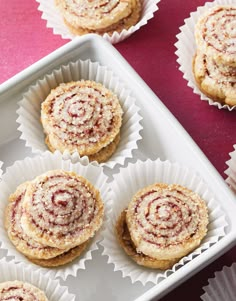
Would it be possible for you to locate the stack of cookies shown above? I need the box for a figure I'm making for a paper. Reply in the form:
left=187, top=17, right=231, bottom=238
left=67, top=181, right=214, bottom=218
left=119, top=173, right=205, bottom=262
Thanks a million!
left=41, top=80, right=123, bottom=163
left=193, top=5, right=236, bottom=107
left=55, top=0, right=142, bottom=36
left=5, top=170, right=104, bottom=267
left=0, top=281, right=48, bottom=301
left=116, top=183, right=208, bottom=269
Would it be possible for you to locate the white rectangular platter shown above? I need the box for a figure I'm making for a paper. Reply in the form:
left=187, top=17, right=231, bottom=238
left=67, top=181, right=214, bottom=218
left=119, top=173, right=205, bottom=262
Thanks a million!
left=0, top=35, right=236, bottom=301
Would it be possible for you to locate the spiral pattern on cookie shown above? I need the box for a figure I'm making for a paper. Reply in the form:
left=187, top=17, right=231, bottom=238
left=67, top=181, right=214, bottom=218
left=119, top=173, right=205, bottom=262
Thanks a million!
left=58, top=0, right=134, bottom=30
left=41, top=80, right=123, bottom=156
left=0, top=281, right=48, bottom=301
left=21, top=170, right=104, bottom=249
left=195, top=5, right=236, bottom=66
left=199, top=52, right=236, bottom=83
left=5, top=182, right=68, bottom=259
left=126, top=183, right=208, bottom=260
left=116, top=210, right=179, bottom=269
left=193, top=52, right=236, bottom=106
left=61, top=0, right=141, bottom=36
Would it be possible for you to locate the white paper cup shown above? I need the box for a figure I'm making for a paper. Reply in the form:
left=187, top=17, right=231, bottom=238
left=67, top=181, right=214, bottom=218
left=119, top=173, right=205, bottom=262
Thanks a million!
left=0, top=151, right=112, bottom=280
left=175, top=0, right=236, bottom=111
left=225, top=144, right=236, bottom=193
left=0, top=258, right=75, bottom=301
left=0, top=161, right=3, bottom=177
left=36, top=0, right=160, bottom=44
left=201, top=262, right=236, bottom=301
left=101, top=159, right=228, bottom=285
left=16, top=59, right=142, bottom=169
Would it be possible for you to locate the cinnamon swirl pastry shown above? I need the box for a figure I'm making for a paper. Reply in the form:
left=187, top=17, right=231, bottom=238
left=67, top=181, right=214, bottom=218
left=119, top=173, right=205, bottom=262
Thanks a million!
left=195, top=5, right=236, bottom=67
left=5, top=170, right=104, bottom=267
left=55, top=0, right=141, bottom=36
left=21, top=170, right=104, bottom=250
left=126, top=183, right=208, bottom=262
left=0, top=281, right=48, bottom=301
left=116, top=210, right=179, bottom=269
left=5, top=182, right=70, bottom=260
left=41, top=80, right=123, bottom=163
left=193, top=51, right=236, bottom=106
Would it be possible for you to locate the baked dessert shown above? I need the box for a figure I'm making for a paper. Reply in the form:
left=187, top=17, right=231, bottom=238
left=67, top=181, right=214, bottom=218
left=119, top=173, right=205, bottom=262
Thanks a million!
left=21, top=170, right=104, bottom=249
left=193, top=51, right=236, bottom=106
left=195, top=5, right=236, bottom=67
left=55, top=0, right=142, bottom=36
left=27, top=241, right=90, bottom=267
left=116, top=210, right=179, bottom=269
left=116, top=183, right=208, bottom=269
left=5, top=170, right=104, bottom=267
left=193, top=5, right=236, bottom=106
left=0, top=280, right=48, bottom=301
left=41, top=80, right=123, bottom=163
left=5, top=182, right=69, bottom=260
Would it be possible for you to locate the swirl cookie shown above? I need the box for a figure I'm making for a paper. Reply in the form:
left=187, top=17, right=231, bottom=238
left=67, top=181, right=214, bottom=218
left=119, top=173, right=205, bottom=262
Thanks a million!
left=5, top=170, right=104, bottom=267
left=193, top=51, right=236, bottom=106
left=21, top=170, right=104, bottom=250
left=27, top=241, right=90, bottom=267
left=55, top=0, right=141, bottom=36
left=0, top=281, right=48, bottom=301
left=195, top=5, right=236, bottom=67
left=116, top=210, right=179, bottom=270
left=41, top=80, right=123, bottom=163
left=5, top=182, right=70, bottom=260
left=125, top=183, right=208, bottom=263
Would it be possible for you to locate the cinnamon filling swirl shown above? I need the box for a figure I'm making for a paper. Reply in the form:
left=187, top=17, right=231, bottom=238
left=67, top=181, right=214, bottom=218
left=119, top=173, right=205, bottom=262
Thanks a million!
left=55, top=0, right=141, bottom=36
left=5, top=182, right=67, bottom=260
left=195, top=5, right=236, bottom=66
left=5, top=170, right=104, bottom=267
left=193, top=5, right=236, bottom=106
left=126, top=183, right=208, bottom=261
left=41, top=80, right=123, bottom=161
left=0, top=281, right=48, bottom=301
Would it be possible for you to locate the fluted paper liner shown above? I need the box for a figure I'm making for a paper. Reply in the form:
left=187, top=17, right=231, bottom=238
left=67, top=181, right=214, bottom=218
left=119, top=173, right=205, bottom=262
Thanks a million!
left=0, top=161, right=2, bottom=178
left=36, top=0, right=160, bottom=44
left=175, top=0, right=236, bottom=111
left=225, top=144, right=236, bottom=194
left=0, top=151, right=112, bottom=280
left=201, top=262, right=236, bottom=301
left=0, top=258, right=75, bottom=301
left=101, top=159, right=227, bottom=285
left=16, top=59, right=142, bottom=169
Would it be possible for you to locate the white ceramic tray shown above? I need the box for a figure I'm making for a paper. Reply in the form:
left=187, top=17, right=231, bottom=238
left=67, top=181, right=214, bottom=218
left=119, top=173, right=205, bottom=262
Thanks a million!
left=0, top=35, right=236, bottom=301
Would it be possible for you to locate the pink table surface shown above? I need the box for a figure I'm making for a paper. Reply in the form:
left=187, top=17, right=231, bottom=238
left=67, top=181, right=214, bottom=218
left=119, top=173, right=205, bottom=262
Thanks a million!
left=0, top=0, right=236, bottom=300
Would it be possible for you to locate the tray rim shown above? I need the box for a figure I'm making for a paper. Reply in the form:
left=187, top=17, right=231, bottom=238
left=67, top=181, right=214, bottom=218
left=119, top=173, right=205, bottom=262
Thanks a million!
left=0, top=34, right=236, bottom=301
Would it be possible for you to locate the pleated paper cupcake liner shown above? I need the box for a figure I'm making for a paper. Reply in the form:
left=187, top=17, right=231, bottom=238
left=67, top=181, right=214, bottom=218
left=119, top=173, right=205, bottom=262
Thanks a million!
left=225, top=144, right=236, bottom=193
left=0, top=161, right=3, bottom=177
left=201, top=262, right=236, bottom=301
left=0, top=151, right=112, bottom=281
left=175, top=0, right=236, bottom=111
left=101, top=159, right=228, bottom=285
left=36, top=0, right=160, bottom=44
left=0, top=258, right=75, bottom=301
left=16, top=59, right=143, bottom=169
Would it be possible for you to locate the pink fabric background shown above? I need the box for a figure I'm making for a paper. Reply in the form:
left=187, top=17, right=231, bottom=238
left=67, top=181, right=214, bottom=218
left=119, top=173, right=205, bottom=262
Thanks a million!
left=0, top=0, right=235, bottom=299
